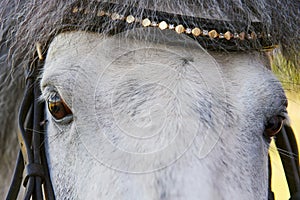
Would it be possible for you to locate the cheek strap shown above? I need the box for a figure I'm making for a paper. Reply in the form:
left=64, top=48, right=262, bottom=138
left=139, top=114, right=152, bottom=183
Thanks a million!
left=269, top=125, right=300, bottom=200
left=6, top=56, right=55, bottom=200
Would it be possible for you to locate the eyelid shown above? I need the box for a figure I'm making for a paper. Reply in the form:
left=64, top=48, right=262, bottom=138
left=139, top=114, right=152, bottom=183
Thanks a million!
left=52, top=114, right=73, bottom=124
left=280, top=110, right=290, bottom=126
left=277, top=106, right=287, bottom=117
left=42, top=85, right=72, bottom=107
left=40, top=85, right=59, bottom=102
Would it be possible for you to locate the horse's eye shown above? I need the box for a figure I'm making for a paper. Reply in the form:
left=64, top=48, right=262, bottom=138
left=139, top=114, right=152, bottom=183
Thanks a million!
left=264, top=115, right=284, bottom=137
left=47, top=92, right=73, bottom=123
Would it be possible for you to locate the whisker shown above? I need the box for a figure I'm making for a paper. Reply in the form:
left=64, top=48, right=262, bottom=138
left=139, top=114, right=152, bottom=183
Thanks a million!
left=25, top=127, right=46, bottom=134
left=269, top=144, right=299, bottom=159
left=277, top=147, right=299, bottom=158
left=47, top=132, right=63, bottom=146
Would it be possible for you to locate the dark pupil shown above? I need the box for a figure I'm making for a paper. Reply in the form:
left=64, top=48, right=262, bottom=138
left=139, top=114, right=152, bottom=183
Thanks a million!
left=266, top=117, right=279, bottom=130
left=48, top=93, right=65, bottom=117
left=267, top=118, right=276, bottom=128
left=50, top=103, right=61, bottom=113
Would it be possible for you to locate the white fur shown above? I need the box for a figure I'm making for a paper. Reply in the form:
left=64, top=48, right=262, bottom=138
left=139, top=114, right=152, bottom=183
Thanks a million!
left=40, top=30, right=287, bottom=200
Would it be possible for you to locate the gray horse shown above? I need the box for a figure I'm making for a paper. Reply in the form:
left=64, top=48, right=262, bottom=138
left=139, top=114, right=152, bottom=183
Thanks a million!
left=0, top=0, right=299, bottom=199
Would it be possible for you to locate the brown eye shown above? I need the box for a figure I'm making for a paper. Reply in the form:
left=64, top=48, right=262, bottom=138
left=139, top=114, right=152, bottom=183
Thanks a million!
left=48, top=92, right=73, bottom=122
left=264, top=115, right=284, bottom=137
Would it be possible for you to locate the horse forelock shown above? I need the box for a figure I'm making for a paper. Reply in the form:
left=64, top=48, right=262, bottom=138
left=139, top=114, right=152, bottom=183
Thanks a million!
left=0, top=0, right=299, bottom=70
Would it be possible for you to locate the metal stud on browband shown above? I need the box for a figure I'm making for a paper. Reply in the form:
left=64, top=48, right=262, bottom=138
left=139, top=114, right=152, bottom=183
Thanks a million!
left=71, top=6, right=272, bottom=41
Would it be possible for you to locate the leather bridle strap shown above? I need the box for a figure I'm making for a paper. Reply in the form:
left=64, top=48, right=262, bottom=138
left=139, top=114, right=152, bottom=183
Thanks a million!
left=269, top=125, right=300, bottom=200
left=6, top=58, right=55, bottom=200
left=276, top=125, right=300, bottom=200
left=268, top=154, right=275, bottom=200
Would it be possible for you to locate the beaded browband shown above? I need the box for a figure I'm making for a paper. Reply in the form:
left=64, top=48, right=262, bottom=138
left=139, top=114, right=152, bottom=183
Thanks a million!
left=71, top=5, right=274, bottom=45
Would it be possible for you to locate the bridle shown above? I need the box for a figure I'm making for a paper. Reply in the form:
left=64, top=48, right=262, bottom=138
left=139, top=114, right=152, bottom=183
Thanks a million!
left=271, top=125, right=300, bottom=200
left=4, top=3, right=300, bottom=200
left=5, top=55, right=55, bottom=200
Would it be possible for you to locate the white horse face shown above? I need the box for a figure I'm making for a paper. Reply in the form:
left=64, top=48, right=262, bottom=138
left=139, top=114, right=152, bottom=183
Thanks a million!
left=41, top=30, right=287, bottom=199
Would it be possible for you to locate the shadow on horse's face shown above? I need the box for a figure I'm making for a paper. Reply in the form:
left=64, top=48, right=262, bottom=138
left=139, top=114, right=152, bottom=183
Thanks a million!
left=40, top=30, right=287, bottom=199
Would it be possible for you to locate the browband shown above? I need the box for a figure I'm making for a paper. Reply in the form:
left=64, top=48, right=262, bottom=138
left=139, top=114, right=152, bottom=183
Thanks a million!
left=60, top=2, right=276, bottom=51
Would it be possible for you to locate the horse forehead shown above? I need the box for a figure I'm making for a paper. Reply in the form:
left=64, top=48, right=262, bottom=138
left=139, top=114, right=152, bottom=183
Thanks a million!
left=43, top=31, right=217, bottom=86
left=43, top=31, right=278, bottom=198
left=44, top=31, right=275, bottom=91
left=42, top=31, right=286, bottom=132
left=46, top=30, right=205, bottom=63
